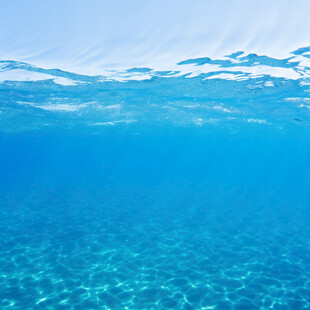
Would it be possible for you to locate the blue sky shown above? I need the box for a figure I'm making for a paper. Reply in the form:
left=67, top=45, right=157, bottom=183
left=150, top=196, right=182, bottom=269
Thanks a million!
left=1, top=0, right=310, bottom=74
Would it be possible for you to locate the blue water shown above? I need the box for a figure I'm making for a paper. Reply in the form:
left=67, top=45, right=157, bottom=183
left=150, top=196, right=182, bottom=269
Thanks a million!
left=1, top=50, right=310, bottom=309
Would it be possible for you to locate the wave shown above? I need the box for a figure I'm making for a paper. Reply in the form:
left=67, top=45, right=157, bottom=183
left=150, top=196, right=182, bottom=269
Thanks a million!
left=0, top=48, right=310, bottom=132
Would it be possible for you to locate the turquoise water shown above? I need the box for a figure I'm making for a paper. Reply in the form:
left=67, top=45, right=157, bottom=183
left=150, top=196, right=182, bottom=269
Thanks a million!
left=1, top=50, right=310, bottom=309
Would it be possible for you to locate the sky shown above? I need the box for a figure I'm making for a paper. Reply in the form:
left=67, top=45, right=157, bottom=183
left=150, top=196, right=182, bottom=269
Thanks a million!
left=1, top=0, right=310, bottom=74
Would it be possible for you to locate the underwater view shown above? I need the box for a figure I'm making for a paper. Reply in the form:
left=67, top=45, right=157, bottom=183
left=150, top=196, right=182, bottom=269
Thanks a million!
left=1, top=1, right=310, bottom=309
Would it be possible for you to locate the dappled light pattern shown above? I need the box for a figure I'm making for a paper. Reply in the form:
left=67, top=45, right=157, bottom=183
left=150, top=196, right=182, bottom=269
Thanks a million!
left=1, top=184, right=310, bottom=309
